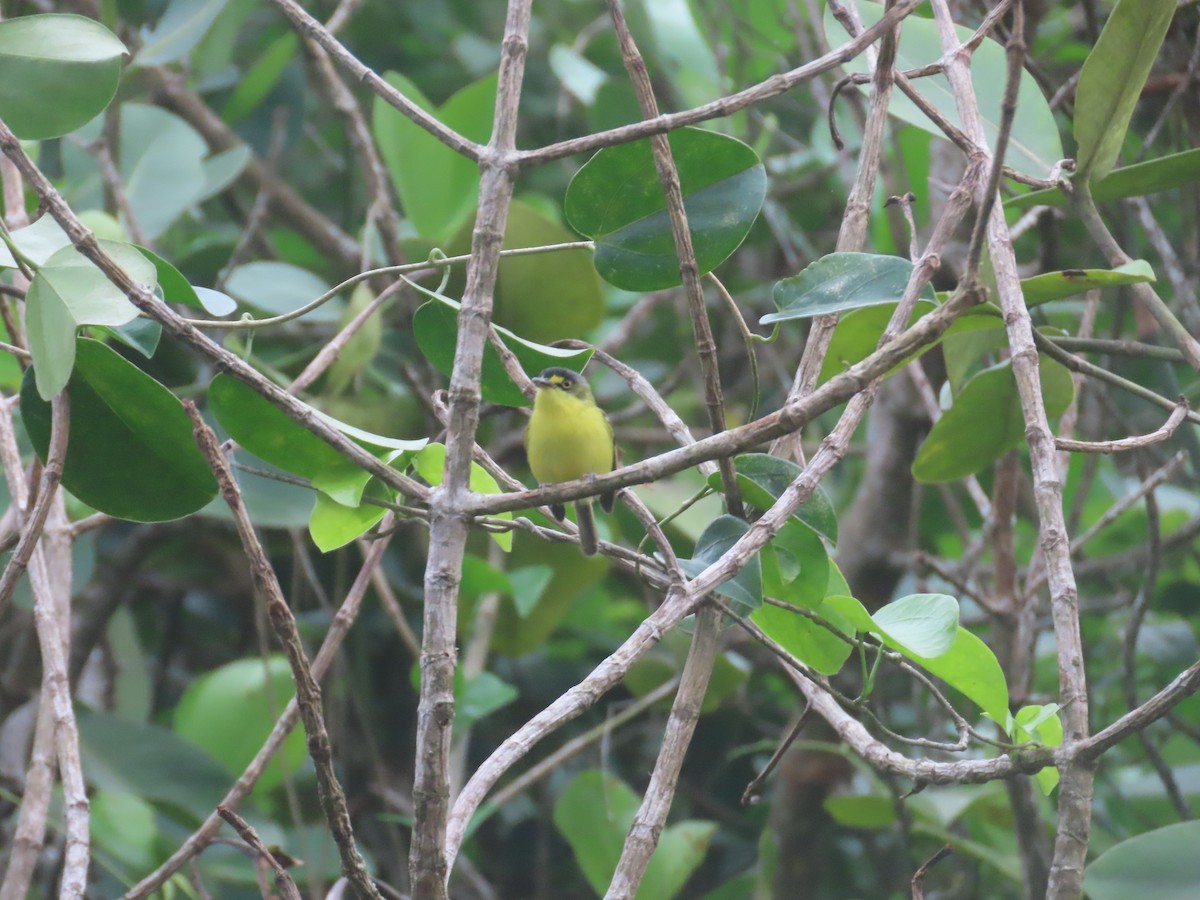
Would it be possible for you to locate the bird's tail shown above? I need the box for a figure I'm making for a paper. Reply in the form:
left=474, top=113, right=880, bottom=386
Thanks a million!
left=575, top=500, right=599, bottom=556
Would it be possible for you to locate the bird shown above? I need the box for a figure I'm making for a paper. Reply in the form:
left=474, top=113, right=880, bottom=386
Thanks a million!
left=524, top=367, right=615, bottom=556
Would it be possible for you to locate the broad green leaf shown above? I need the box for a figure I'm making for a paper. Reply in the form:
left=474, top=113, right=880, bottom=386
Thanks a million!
left=912, top=355, right=1075, bottom=483
left=565, top=127, right=766, bottom=291
left=764, top=253, right=924, bottom=324
left=1006, top=148, right=1200, bottom=210
left=91, top=790, right=158, bottom=872
left=508, top=565, right=554, bottom=618
left=197, top=145, right=251, bottom=201
left=103, top=317, right=162, bottom=358
left=412, top=293, right=592, bottom=408
left=752, top=595, right=854, bottom=675
left=225, top=260, right=342, bottom=323
left=457, top=671, right=518, bottom=727
left=705, top=453, right=837, bottom=543
left=870, top=593, right=959, bottom=659
left=1021, top=260, right=1155, bottom=307
left=208, top=374, right=425, bottom=503
left=488, top=201, right=605, bottom=344
left=25, top=237, right=158, bottom=398
left=1084, top=822, right=1200, bottom=900
left=553, top=770, right=715, bottom=900
left=373, top=72, right=495, bottom=242
left=640, top=0, right=722, bottom=108
left=172, top=656, right=306, bottom=798
left=112, top=105, right=210, bottom=240
left=824, top=3, right=1062, bottom=177
left=549, top=44, right=607, bottom=104
left=21, top=339, right=217, bottom=521
left=678, top=515, right=762, bottom=615
left=134, top=0, right=231, bottom=67
left=309, top=486, right=390, bottom=553
left=826, top=594, right=1008, bottom=720
left=135, top=245, right=236, bottom=315
left=761, top=519, right=829, bottom=610
left=414, top=443, right=511, bottom=551
left=825, top=794, right=897, bottom=828
left=78, top=708, right=232, bottom=824
left=1074, top=0, right=1176, bottom=182
left=0, top=15, right=126, bottom=139
left=221, top=31, right=298, bottom=123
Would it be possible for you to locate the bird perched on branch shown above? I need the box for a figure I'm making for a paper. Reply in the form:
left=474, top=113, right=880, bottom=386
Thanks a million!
left=524, top=367, right=615, bottom=555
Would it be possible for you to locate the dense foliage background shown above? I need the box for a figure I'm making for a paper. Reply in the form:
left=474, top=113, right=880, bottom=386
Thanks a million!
left=0, top=0, right=1198, bottom=898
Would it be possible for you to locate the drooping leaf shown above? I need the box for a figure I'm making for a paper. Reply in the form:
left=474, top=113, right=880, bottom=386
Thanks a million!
left=1084, top=821, right=1200, bottom=900
left=553, top=770, right=715, bottom=900
left=677, top=515, right=762, bottom=615
left=1074, top=0, right=1177, bottom=182
left=1021, top=260, right=1155, bottom=307
left=134, top=0, right=231, bottom=67
left=869, top=593, right=959, bottom=659
left=912, top=355, right=1075, bottom=483
left=208, top=374, right=425, bottom=504
left=172, top=656, right=306, bottom=798
left=224, top=260, right=342, bottom=323
left=78, top=709, right=231, bottom=825
left=706, top=453, right=837, bottom=544
left=565, top=127, right=766, bottom=291
left=373, top=72, right=496, bottom=242
left=764, top=253, right=925, bottom=324
left=308, top=485, right=390, bottom=553
left=412, top=293, right=592, bottom=408
left=20, top=339, right=218, bottom=522
left=824, top=2, right=1062, bottom=177
left=1006, top=148, right=1200, bottom=210
left=0, top=15, right=127, bottom=139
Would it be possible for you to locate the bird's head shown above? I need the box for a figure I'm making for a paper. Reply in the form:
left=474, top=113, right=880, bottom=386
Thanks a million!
left=531, top=367, right=593, bottom=401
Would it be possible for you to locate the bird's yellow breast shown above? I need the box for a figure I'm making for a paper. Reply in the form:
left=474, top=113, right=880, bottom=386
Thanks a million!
left=525, top=388, right=613, bottom=485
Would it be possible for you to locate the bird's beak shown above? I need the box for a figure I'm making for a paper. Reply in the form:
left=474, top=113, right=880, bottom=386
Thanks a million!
left=531, top=376, right=550, bottom=388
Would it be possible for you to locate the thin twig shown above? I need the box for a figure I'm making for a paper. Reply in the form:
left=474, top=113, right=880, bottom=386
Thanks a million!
left=186, top=403, right=382, bottom=900
left=1054, top=400, right=1189, bottom=453
left=217, top=806, right=303, bottom=900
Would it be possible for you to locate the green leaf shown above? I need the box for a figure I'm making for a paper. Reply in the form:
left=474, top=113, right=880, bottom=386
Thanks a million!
left=565, top=127, right=766, bottom=291
left=1074, top=0, right=1177, bottom=183
left=373, top=72, right=495, bottom=242
left=308, top=487, right=390, bottom=553
left=751, top=595, right=854, bottom=675
left=508, top=565, right=554, bottom=618
left=764, top=253, right=924, bottom=324
left=457, top=671, right=519, bottom=727
left=21, top=338, right=218, bottom=521
left=553, top=770, right=715, bottom=900
left=0, top=15, right=127, bottom=139
left=102, top=317, right=162, bottom=358
left=225, top=261, right=342, bottom=323
left=706, top=453, right=838, bottom=543
left=678, top=515, right=762, bottom=615
left=1021, top=260, right=1155, bottom=307
left=135, top=245, right=235, bottom=315
left=760, top=519, right=829, bottom=610
left=1005, top=148, right=1200, bottom=210
left=488, top=201, right=606, bottom=345
left=172, top=656, right=306, bottom=798
left=221, top=31, right=298, bottom=124
left=549, top=44, right=607, bottom=103
left=78, top=708, right=232, bottom=824
left=134, top=0, right=231, bottom=67
left=824, top=2, right=1061, bottom=177
left=825, top=594, right=1008, bottom=720
left=1011, top=704, right=1062, bottom=794
left=912, top=355, right=1075, bottom=483
left=208, top=374, right=425, bottom=502
left=639, top=0, right=722, bottom=109
left=414, top=443, right=512, bottom=551
left=1084, top=822, right=1200, bottom=900
left=870, top=593, right=959, bottom=659
left=412, top=293, right=592, bottom=408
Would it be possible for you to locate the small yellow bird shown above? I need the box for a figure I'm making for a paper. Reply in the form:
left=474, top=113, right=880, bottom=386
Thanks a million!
left=524, top=367, right=615, bottom=556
